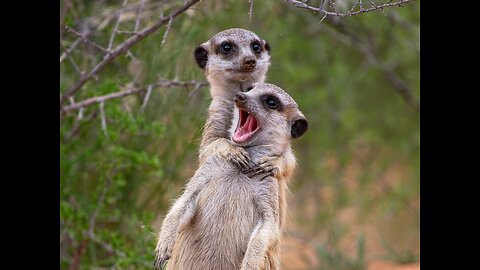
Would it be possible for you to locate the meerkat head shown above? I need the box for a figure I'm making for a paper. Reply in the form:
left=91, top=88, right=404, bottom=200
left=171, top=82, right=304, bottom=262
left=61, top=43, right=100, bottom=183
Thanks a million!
left=230, top=83, right=308, bottom=149
left=194, top=28, right=271, bottom=94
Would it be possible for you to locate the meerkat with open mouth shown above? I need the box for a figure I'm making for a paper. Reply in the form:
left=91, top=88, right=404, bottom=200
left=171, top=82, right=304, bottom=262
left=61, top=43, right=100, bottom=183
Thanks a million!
left=154, top=83, right=308, bottom=270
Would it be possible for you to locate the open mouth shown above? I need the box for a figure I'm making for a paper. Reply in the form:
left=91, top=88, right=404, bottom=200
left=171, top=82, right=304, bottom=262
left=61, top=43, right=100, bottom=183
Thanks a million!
left=232, top=108, right=259, bottom=143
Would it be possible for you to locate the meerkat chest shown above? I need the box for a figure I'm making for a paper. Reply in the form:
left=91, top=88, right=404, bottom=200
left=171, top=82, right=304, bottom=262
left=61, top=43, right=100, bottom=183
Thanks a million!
left=196, top=163, right=262, bottom=223
left=172, top=157, right=278, bottom=269
left=190, top=159, right=267, bottom=243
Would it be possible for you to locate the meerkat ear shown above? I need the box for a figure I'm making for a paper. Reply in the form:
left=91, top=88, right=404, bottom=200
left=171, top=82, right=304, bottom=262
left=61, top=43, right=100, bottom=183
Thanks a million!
left=263, top=40, right=270, bottom=54
left=194, top=45, right=208, bottom=69
left=291, top=117, right=308, bottom=138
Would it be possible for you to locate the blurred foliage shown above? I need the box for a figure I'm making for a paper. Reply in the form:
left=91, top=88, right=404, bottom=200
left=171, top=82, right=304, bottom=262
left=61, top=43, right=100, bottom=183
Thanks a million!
left=60, top=0, right=419, bottom=269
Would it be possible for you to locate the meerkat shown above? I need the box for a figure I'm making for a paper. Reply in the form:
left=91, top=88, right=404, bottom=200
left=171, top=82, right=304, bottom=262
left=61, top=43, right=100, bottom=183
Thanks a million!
left=154, top=83, right=308, bottom=270
left=192, top=28, right=297, bottom=229
left=194, top=28, right=271, bottom=166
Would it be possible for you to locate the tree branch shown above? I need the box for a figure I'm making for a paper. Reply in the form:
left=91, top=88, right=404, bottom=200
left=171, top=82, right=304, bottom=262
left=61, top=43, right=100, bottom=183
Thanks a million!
left=108, top=0, right=129, bottom=51
left=321, top=20, right=419, bottom=111
left=283, top=0, right=414, bottom=17
left=59, top=0, right=201, bottom=108
left=248, top=0, right=254, bottom=22
left=60, top=38, right=81, bottom=63
left=65, top=26, right=109, bottom=53
left=61, top=80, right=208, bottom=114
left=134, top=0, right=146, bottom=32
left=60, top=40, right=82, bottom=76
left=62, top=109, right=99, bottom=142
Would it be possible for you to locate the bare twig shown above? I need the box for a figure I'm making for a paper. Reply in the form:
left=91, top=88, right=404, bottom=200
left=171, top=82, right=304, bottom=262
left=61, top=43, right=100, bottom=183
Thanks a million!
left=134, top=0, right=146, bottom=32
left=161, top=16, right=173, bottom=44
left=60, top=38, right=81, bottom=63
left=369, top=0, right=387, bottom=16
left=284, top=0, right=414, bottom=17
left=60, top=40, right=82, bottom=76
left=61, top=80, right=208, bottom=114
left=60, top=0, right=202, bottom=108
left=248, top=0, right=254, bottom=22
left=329, top=0, right=340, bottom=16
left=188, top=81, right=207, bottom=97
left=62, top=109, right=99, bottom=142
left=84, top=169, right=125, bottom=257
left=141, top=84, right=153, bottom=112
left=60, top=0, right=73, bottom=36
left=115, top=30, right=142, bottom=35
left=319, top=14, right=328, bottom=23
left=99, top=101, right=108, bottom=136
left=349, top=0, right=361, bottom=13
left=65, top=26, right=109, bottom=53
left=108, top=0, right=129, bottom=51
left=122, top=97, right=136, bottom=122
left=126, top=50, right=140, bottom=63
left=79, top=1, right=165, bottom=25
left=140, top=220, right=157, bottom=236
left=78, top=107, right=84, bottom=120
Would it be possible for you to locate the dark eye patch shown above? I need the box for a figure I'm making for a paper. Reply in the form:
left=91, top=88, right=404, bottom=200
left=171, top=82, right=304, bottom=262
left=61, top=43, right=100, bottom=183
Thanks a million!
left=251, top=41, right=261, bottom=53
left=263, top=95, right=281, bottom=110
left=219, top=41, right=234, bottom=54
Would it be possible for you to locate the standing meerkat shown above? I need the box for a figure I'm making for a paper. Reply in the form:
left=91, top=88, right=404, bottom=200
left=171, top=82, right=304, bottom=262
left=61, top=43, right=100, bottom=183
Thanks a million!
left=154, top=83, right=308, bottom=270
left=193, top=28, right=298, bottom=229
left=194, top=28, right=271, bottom=166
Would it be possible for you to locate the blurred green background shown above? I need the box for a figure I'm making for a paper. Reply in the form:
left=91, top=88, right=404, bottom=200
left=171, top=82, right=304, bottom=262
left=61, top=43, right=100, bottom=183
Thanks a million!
left=60, top=1, right=419, bottom=269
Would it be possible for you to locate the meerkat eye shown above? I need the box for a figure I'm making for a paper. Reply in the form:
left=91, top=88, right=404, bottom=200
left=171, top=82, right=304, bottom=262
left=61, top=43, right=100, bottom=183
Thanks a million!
left=220, top=42, right=234, bottom=54
left=264, top=96, right=280, bottom=109
left=251, top=42, right=261, bottom=53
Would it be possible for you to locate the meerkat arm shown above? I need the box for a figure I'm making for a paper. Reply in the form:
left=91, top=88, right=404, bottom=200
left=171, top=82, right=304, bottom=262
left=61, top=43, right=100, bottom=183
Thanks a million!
left=199, top=137, right=253, bottom=170
left=240, top=178, right=281, bottom=270
left=154, top=182, right=203, bottom=269
left=241, top=218, right=281, bottom=270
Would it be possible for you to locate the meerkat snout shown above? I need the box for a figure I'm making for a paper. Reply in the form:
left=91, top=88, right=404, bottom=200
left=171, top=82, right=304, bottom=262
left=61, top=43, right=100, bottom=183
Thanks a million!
left=234, top=93, right=247, bottom=103
left=242, top=57, right=256, bottom=71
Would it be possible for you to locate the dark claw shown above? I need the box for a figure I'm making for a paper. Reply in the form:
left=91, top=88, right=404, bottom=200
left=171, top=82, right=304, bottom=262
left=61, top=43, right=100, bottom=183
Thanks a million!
left=247, top=165, right=276, bottom=178
left=229, top=151, right=253, bottom=172
left=154, top=257, right=169, bottom=270
left=240, top=150, right=249, bottom=161
left=154, top=250, right=170, bottom=269
left=238, top=159, right=250, bottom=172
left=231, top=158, right=242, bottom=169
left=237, top=158, right=251, bottom=170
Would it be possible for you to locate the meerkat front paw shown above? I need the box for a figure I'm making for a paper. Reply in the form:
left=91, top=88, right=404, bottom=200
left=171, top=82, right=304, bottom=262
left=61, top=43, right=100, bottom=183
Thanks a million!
left=154, top=245, right=170, bottom=269
left=224, top=145, right=254, bottom=172
left=245, top=157, right=279, bottom=180
left=154, top=238, right=174, bottom=269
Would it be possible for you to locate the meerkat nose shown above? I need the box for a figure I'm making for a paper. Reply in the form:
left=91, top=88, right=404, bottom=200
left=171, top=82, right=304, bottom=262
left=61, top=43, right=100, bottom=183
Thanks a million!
left=243, top=58, right=256, bottom=68
left=235, top=93, right=247, bottom=104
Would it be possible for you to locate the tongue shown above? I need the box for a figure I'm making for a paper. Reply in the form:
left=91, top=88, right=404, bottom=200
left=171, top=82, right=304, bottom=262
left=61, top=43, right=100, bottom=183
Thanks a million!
left=233, top=114, right=257, bottom=143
